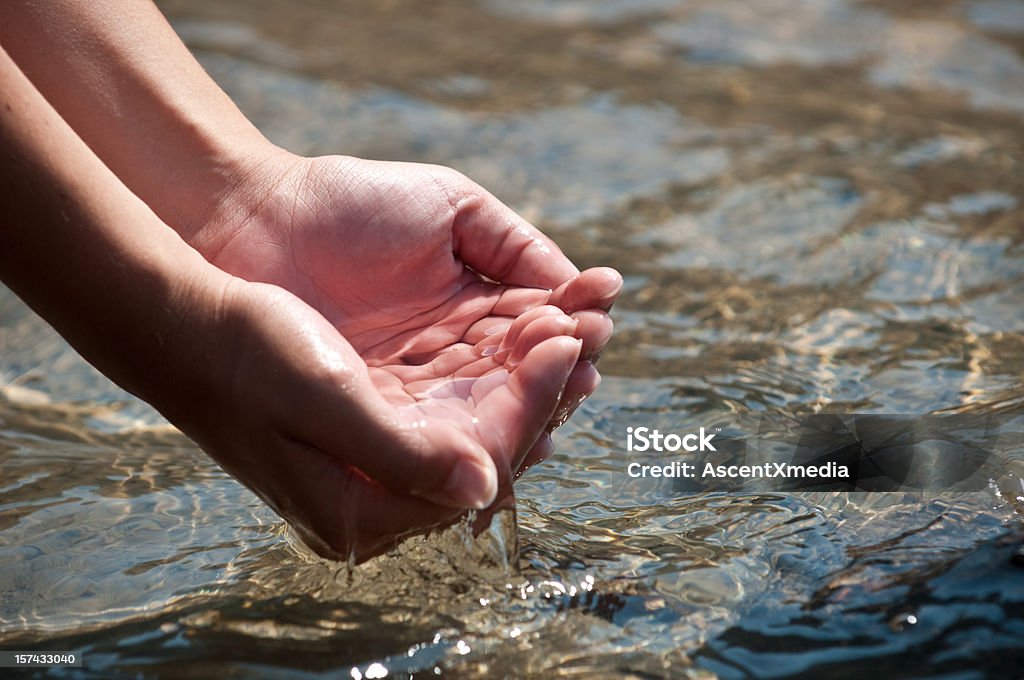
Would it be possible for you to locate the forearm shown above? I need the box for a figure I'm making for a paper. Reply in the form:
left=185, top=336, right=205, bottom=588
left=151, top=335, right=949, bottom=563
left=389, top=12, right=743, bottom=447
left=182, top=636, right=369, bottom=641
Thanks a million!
left=0, top=44, right=228, bottom=415
left=0, top=0, right=282, bottom=244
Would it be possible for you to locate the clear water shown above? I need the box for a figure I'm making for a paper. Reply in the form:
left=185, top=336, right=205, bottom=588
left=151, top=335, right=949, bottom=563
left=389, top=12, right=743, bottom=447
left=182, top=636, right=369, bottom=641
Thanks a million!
left=3, top=0, right=1024, bottom=677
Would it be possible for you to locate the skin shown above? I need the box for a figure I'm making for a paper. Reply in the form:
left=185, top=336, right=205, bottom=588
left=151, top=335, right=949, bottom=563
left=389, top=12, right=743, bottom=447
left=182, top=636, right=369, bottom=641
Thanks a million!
left=0, top=2, right=622, bottom=561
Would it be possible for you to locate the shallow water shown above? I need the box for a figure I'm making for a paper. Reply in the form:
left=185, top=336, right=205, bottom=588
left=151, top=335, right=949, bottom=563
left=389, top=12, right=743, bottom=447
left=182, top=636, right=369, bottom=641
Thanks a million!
left=3, top=0, right=1024, bottom=677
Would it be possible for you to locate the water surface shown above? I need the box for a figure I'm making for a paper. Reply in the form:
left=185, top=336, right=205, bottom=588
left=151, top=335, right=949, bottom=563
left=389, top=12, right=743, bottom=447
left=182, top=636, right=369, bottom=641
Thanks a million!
left=2, top=0, right=1024, bottom=677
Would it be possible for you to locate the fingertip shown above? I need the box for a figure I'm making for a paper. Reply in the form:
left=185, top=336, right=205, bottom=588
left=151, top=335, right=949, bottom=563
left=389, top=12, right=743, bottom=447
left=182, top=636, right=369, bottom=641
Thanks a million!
left=548, top=360, right=600, bottom=430
left=550, top=267, right=624, bottom=313
left=439, top=455, right=498, bottom=509
left=515, top=434, right=555, bottom=478
left=590, top=266, right=624, bottom=290
left=571, top=308, right=614, bottom=361
left=505, top=313, right=578, bottom=370
left=506, top=335, right=581, bottom=408
left=497, top=304, right=573, bottom=365
left=580, top=359, right=601, bottom=391
left=587, top=267, right=624, bottom=310
left=407, top=426, right=500, bottom=509
left=535, top=433, right=556, bottom=460
left=526, top=335, right=583, bottom=373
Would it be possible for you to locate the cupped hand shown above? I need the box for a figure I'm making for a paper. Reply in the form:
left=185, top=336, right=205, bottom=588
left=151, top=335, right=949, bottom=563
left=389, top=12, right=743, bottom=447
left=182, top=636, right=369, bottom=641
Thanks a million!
left=184, top=154, right=621, bottom=559
left=186, top=278, right=580, bottom=561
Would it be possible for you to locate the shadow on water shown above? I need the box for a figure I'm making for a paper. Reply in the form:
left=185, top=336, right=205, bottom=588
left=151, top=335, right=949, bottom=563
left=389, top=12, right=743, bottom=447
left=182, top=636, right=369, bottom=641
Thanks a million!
left=2, top=0, right=1024, bottom=677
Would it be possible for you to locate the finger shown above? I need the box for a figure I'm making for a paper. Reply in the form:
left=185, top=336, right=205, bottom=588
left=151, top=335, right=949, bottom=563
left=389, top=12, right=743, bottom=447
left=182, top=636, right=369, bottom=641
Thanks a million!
left=475, top=331, right=504, bottom=358
left=514, top=433, right=555, bottom=479
left=491, top=286, right=553, bottom=316
left=378, top=343, right=476, bottom=383
left=450, top=187, right=579, bottom=289
left=494, top=304, right=566, bottom=362
left=549, top=267, right=624, bottom=313
left=393, top=415, right=500, bottom=510
left=503, top=313, right=578, bottom=370
left=571, top=309, right=614, bottom=362
left=300, top=355, right=500, bottom=510
left=461, top=286, right=554, bottom=344
left=464, top=317, right=512, bottom=345
left=548, top=360, right=600, bottom=432
left=284, top=452, right=466, bottom=562
left=474, top=335, right=581, bottom=478
left=356, top=279, right=501, bottom=363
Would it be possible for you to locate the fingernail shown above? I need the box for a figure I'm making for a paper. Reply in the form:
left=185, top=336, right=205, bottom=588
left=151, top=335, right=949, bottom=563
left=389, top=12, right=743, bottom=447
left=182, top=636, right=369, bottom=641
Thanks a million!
left=442, top=458, right=497, bottom=510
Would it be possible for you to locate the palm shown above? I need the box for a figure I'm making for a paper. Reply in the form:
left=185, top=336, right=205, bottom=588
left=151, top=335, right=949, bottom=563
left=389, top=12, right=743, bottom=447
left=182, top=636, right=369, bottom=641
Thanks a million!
left=194, top=155, right=620, bottom=557
left=210, top=158, right=549, bottom=350
left=218, top=280, right=581, bottom=559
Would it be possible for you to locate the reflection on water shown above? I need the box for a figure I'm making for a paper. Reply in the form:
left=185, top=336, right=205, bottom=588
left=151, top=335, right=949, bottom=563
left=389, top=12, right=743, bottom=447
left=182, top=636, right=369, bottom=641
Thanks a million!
left=3, top=0, right=1024, bottom=676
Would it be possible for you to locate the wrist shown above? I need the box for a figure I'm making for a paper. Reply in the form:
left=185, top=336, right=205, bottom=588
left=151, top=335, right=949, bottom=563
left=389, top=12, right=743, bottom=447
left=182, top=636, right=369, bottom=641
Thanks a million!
left=96, top=236, right=235, bottom=418
left=138, top=260, right=237, bottom=429
left=158, top=133, right=297, bottom=245
left=173, top=143, right=307, bottom=253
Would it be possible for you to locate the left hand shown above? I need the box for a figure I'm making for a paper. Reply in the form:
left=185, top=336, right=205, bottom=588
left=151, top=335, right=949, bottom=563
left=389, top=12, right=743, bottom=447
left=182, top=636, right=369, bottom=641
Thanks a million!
left=192, top=153, right=621, bottom=469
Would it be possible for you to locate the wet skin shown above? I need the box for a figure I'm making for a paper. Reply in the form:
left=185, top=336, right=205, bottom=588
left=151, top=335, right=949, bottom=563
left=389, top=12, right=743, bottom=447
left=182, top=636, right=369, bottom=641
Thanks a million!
left=189, top=153, right=622, bottom=559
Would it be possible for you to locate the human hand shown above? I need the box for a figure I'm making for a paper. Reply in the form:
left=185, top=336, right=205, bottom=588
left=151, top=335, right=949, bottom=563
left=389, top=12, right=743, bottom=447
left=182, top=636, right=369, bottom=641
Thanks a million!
left=193, top=154, right=621, bottom=469
left=172, top=276, right=586, bottom=561
left=172, top=155, right=620, bottom=559
left=182, top=154, right=620, bottom=558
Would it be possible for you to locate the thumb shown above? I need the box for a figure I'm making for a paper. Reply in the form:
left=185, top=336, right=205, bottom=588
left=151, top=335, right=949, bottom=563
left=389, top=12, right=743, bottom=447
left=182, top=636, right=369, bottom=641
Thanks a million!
left=302, top=368, right=501, bottom=510
left=255, top=291, right=501, bottom=510
left=447, top=179, right=579, bottom=289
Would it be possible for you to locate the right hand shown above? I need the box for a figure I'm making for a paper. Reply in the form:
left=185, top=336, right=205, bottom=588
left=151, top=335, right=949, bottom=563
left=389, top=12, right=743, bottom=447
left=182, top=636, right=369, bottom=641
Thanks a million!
left=172, top=274, right=584, bottom=562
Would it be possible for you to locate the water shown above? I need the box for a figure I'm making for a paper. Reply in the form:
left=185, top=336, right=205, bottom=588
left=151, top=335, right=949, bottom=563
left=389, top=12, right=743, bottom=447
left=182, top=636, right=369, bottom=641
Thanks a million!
left=3, top=0, right=1024, bottom=676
